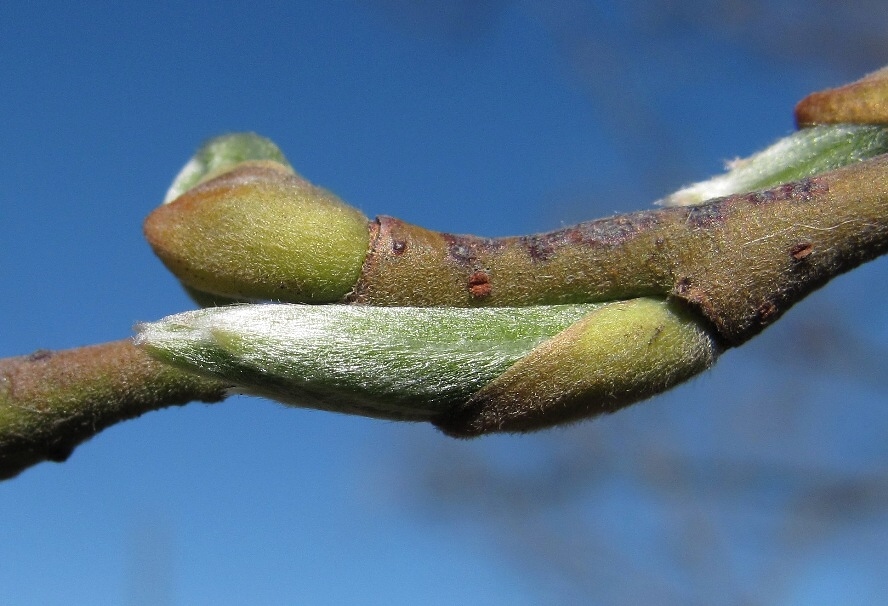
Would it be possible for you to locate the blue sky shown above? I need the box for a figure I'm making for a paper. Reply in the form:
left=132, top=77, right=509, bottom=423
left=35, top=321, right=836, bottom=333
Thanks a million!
left=2, top=2, right=888, bottom=604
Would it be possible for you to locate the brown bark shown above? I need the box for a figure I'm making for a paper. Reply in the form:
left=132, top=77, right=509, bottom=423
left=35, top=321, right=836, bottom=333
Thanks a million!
left=351, top=156, right=888, bottom=346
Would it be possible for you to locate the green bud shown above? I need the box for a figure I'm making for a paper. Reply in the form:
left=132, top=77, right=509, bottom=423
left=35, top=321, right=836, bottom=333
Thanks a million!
left=145, top=160, right=370, bottom=304
left=136, top=302, right=600, bottom=420
left=135, top=298, right=719, bottom=433
left=660, top=124, right=888, bottom=206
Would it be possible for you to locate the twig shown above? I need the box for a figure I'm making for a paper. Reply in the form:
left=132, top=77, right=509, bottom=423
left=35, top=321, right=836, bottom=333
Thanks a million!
left=0, top=340, right=228, bottom=480
left=3, top=67, right=888, bottom=478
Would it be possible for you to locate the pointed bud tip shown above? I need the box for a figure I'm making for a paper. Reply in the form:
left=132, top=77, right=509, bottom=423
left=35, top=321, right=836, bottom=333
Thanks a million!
left=659, top=124, right=888, bottom=206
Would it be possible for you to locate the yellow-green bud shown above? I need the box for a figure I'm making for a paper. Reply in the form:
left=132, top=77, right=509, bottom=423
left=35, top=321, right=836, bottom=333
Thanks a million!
left=437, top=298, right=719, bottom=435
left=145, top=160, right=370, bottom=304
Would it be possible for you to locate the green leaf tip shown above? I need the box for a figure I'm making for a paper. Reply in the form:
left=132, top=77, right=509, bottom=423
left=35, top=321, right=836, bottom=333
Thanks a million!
left=164, top=132, right=294, bottom=204
left=136, top=299, right=719, bottom=433
left=660, top=124, right=888, bottom=206
left=146, top=159, right=370, bottom=304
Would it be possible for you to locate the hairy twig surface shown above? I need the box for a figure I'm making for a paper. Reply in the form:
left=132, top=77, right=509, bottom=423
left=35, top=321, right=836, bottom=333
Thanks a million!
left=0, top=341, right=227, bottom=480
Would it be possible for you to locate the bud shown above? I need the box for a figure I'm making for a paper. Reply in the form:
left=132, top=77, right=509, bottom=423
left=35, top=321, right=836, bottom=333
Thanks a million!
left=659, top=124, right=888, bottom=206
left=135, top=298, right=718, bottom=433
left=437, top=298, right=719, bottom=435
left=145, top=146, right=370, bottom=304
left=796, top=65, right=888, bottom=126
left=136, top=302, right=599, bottom=420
